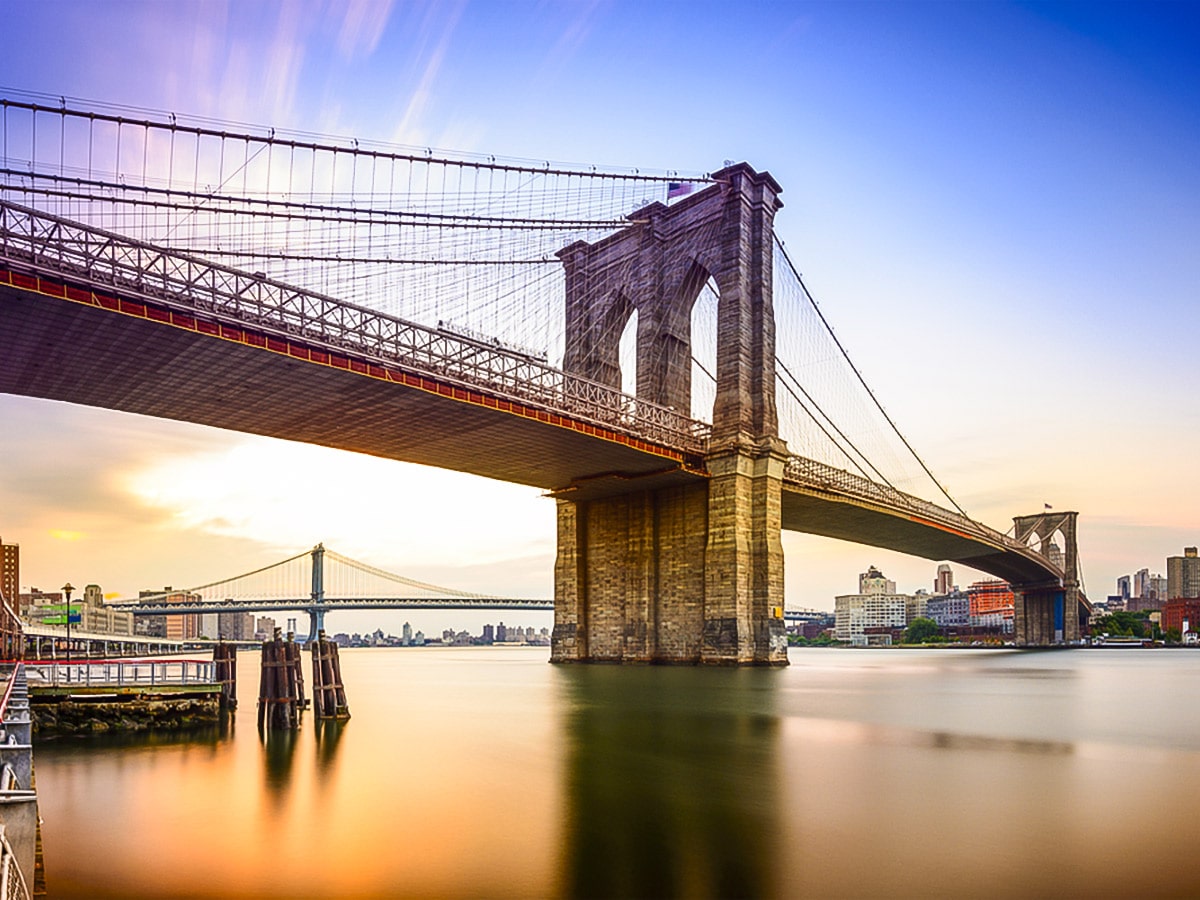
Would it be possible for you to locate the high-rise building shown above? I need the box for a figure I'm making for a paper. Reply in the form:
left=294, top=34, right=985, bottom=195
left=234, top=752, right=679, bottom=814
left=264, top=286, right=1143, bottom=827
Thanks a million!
left=1167, top=547, right=1200, bottom=600
left=1133, top=568, right=1151, bottom=599
left=1148, top=575, right=1168, bottom=600
left=1116, top=575, right=1131, bottom=600
left=218, top=611, right=255, bottom=640
left=402, top=622, right=413, bottom=646
left=934, top=564, right=954, bottom=596
left=0, top=538, right=18, bottom=606
left=139, top=586, right=202, bottom=640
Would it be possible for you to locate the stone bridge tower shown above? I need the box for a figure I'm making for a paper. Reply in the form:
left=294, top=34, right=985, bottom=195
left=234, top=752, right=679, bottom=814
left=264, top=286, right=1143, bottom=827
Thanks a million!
left=1011, top=510, right=1083, bottom=644
left=550, top=164, right=788, bottom=665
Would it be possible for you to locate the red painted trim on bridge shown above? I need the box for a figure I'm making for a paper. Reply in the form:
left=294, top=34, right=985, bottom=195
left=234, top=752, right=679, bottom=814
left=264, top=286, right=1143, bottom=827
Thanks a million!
left=904, top=513, right=977, bottom=544
left=1, top=268, right=699, bottom=470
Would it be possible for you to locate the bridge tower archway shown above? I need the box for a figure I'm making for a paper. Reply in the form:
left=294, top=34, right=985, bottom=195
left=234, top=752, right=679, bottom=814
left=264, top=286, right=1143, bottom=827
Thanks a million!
left=553, top=164, right=788, bottom=665
left=1011, top=511, right=1083, bottom=644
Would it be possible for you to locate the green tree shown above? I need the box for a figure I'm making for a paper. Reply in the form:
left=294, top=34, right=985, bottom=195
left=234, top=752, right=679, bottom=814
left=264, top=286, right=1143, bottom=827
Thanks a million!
left=904, top=617, right=940, bottom=644
left=1092, top=611, right=1149, bottom=638
left=1165, top=627, right=1182, bottom=644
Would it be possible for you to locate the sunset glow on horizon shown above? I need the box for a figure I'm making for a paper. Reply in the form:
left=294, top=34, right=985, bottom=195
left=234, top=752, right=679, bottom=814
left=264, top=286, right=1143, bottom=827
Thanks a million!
left=2, top=1, right=1198, bottom=614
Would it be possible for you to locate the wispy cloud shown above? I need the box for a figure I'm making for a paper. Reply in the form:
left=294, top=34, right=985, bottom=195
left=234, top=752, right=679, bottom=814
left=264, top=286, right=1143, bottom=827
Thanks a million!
left=333, top=0, right=396, bottom=59
left=533, top=0, right=606, bottom=84
left=389, top=0, right=467, bottom=146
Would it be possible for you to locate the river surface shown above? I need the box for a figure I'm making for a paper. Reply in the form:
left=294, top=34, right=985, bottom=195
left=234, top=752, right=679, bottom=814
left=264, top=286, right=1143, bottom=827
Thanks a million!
left=32, top=647, right=1200, bottom=899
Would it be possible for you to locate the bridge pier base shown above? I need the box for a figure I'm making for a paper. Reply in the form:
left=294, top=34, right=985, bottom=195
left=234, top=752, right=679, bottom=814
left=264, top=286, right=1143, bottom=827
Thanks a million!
left=1014, top=586, right=1080, bottom=645
left=550, top=443, right=788, bottom=666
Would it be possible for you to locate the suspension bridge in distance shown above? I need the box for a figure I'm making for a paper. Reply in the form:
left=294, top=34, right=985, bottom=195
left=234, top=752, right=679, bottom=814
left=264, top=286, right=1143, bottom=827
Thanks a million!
left=112, top=544, right=553, bottom=642
left=0, top=96, right=1088, bottom=664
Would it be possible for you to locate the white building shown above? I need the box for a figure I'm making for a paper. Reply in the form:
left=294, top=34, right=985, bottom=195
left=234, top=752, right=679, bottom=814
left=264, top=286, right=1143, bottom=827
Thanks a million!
left=835, top=566, right=910, bottom=644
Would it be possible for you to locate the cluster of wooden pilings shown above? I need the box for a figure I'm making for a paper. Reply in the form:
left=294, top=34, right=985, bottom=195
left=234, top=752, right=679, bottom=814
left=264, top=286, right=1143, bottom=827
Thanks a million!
left=214, top=642, right=238, bottom=710
left=256, top=629, right=350, bottom=729
left=257, top=630, right=308, bottom=729
left=310, top=631, right=350, bottom=720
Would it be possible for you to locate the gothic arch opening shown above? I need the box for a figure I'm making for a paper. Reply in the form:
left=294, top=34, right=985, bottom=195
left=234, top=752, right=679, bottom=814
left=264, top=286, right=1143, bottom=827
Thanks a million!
left=618, top=308, right=638, bottom=399
left=690, top=276, right=719, bottom=423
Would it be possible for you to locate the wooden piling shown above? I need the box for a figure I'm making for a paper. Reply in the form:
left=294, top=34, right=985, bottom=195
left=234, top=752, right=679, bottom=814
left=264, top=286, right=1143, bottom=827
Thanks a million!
left=310, top=630, right=350, bottom=720
left=257, top=628, right=306, bottom=729
left=214, top=642, right=238, bottom=710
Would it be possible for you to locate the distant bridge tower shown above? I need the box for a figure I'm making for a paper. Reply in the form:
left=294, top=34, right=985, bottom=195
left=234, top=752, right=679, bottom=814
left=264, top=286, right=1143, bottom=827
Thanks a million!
left=551, top=164, right=788, bottom=665
left=1011, top=511, right=1082, bottom=644
left=308, top=542, right=326, bottom=642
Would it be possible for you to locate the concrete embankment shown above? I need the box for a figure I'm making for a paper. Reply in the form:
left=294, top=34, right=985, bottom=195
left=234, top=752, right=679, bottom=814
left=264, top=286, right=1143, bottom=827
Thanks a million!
left=31, top=686, right=221, bottom=737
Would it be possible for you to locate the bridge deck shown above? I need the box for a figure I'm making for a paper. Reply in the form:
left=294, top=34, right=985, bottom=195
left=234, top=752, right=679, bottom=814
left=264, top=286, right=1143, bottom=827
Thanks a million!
left=781, top=485, right=1056, bottom=585
left=0, top=273, right=701, bottom=494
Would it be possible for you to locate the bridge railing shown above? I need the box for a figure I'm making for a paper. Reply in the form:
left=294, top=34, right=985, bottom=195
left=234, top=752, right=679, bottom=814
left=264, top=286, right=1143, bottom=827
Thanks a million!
left=0, top=825, right=30, bottom=900
left=22, top=658, right=216, bottom=689
left=783, top=455, right=1058, bottom=573
left=0, top=201, right=709, bottom=456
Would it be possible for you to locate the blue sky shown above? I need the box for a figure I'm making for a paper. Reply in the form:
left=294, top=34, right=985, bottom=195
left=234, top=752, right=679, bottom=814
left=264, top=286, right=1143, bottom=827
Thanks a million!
left=1, top=0, right=1198, bottom=620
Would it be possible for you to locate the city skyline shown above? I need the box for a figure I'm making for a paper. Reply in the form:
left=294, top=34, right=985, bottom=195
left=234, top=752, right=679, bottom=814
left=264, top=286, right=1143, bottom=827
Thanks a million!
left=1, top=1, right=1198, bottom=611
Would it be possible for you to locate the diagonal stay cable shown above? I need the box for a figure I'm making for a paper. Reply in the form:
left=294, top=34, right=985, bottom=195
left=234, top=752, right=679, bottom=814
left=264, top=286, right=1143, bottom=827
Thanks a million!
left=776, top=358, right=894, bottom=489
left=774, top=236, right=973, bottom=521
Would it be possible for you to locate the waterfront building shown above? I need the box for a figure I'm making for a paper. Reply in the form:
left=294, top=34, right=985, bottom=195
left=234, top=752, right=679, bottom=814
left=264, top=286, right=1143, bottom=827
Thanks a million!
left=967, top=580, right=1014, bottom=632
left=835, top=566, right=909, bottom=644
left=19, top=584, right=132, bottom=636
left=934, top=564, right=954, bottom=596
left=79, top=584, right=134, bottom=636
left=0, top=538, right=17, bottom=605
left=926, top=591, right=970, bottom=627
left=482, top=623, right=495, bottom=643
left=1167, top=547, right=1200, bottom=600
left=402, top=622, right=413, bottom=646
left=1162, top=599, right=1200, bottom=638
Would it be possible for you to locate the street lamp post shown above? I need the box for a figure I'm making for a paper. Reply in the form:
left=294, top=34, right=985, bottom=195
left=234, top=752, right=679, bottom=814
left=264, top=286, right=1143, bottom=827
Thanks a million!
left=62, top=582, right=74, bottom=667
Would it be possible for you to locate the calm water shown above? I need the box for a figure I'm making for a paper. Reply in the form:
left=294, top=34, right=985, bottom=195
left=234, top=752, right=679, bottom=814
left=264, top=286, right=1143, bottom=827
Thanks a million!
left=33, top=647, right=1200, bottom=899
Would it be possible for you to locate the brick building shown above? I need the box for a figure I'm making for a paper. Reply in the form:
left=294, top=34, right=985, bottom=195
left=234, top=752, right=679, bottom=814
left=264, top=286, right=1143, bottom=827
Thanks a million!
left=968, top=580, right=1014, bottom=632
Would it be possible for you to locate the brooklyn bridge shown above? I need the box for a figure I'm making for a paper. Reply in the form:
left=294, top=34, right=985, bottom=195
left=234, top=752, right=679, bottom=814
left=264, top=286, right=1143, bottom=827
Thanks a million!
left=0, top=97, right=1088, bottom=663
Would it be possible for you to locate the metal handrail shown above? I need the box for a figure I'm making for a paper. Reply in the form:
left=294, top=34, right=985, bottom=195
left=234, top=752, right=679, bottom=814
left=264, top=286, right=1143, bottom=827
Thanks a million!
left=22, top=659, right=216, bottom=689
left=0, top=200, right=710, bottom=456
left=0, top=825, right=29, bottom=900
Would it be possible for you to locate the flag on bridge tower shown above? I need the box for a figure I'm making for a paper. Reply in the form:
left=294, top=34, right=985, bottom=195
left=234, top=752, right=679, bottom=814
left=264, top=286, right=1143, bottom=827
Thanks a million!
left=667, top=181, right=694, bottom=200
left=1044, top=503, right=1053, bottom=510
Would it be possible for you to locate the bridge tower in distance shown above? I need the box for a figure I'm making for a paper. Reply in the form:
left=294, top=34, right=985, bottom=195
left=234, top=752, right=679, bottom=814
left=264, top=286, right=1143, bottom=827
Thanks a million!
left=1011, top=511, right=1083, bottom=644
left=551, top=164, right=788, bottom=665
